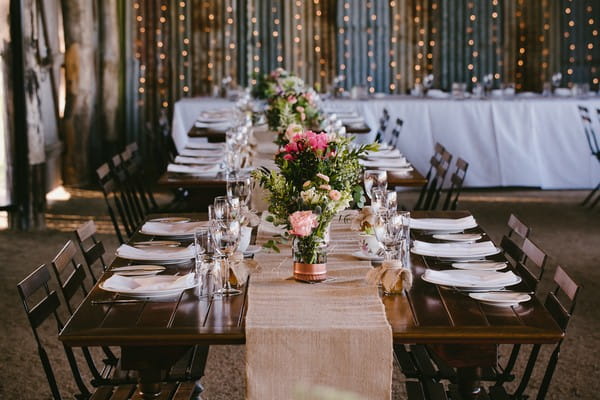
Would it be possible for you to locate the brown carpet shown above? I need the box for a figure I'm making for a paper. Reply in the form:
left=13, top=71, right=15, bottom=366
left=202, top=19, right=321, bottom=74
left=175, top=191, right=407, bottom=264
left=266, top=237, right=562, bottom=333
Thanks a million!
left=0, top=188, right=598, bottom=399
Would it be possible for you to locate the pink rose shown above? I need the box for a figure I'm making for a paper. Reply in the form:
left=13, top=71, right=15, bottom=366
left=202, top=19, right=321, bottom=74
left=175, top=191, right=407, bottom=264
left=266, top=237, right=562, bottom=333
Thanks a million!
left=329, top=190, right=342, bottom=201
left=283, top=154, right=294, bottom=161
left=300, top=113, right=306, bottom=121
left=296, top=106, right=305, bottom=112
left=307, top=132, right=329, bottom=151
left=316, top=173, right=330, bottom=182
left=284, top=141, right=299, bottom=153
left=288, top=211, right=318, bottom=237
left=287, top=96, right=297, bottom=104
left=303, top=180, right=312, bottom=188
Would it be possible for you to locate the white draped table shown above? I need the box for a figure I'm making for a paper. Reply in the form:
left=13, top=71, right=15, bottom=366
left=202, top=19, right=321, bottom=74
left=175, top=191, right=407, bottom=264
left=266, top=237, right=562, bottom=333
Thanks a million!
left=172, top=96, right=600, bottom=189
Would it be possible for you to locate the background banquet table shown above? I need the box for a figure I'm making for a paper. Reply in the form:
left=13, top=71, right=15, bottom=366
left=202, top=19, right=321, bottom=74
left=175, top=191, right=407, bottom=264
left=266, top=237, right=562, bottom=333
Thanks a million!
left=172, top=96, right=600, bottom=189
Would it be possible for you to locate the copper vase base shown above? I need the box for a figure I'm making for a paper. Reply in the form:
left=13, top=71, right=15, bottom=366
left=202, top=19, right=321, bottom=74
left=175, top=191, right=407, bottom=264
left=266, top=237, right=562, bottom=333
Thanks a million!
left=293, top=262, right=327, bottom=283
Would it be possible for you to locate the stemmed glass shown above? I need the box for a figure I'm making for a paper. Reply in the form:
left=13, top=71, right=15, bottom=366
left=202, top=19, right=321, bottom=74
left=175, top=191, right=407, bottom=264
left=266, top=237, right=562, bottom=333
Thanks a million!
left=226, top=174, right=252, bottom=206
left=213, top=195, right=240, bottom=220
left=364, top=170, right=388, bottom=201
left=210, top=213, right=241, bottom=296
left=374, top=210, right=410, bottom=262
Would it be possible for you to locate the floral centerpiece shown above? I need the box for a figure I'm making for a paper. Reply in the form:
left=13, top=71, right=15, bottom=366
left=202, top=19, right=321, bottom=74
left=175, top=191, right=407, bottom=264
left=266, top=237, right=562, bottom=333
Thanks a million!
left=254, top=128, right=376, bottom=281
left=253, top=68, right=323, bottom=136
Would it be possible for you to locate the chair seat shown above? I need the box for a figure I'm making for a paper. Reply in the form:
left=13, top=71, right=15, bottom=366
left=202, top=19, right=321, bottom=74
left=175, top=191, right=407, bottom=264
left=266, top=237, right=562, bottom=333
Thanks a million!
left=90, top=381, right=197, bottom=400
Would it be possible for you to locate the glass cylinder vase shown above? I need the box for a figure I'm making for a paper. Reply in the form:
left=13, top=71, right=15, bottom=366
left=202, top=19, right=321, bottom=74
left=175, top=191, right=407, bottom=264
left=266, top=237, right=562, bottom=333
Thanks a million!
left=292, top=236, right=327, bottom=282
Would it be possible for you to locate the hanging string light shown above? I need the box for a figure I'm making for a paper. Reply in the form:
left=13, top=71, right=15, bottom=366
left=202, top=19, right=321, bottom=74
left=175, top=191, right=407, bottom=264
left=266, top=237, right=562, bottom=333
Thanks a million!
left=565, top=0, right=576, bottom=87
left=295, top=1, right=303, bottom=74
left=339, top=0, right=350, bottom=92
left=366, top=1, right=376, bottom=94
left=133, top=2, right=145, bottom=107
left=585, top=1, right=598, bottom=88
left=178, top=1, right=190, bottom=96
left=250, top=1, right=259, bottom=81
left=515, top=0, right=526, bottom=90
left=389, top=0, right=399, bottom=93
left=314, top=0, right=326, bottom=88
left=428, top=1, right=438, bottom=75
left=539, top=0, right=550, bottom=85
left=466, top=1, right=477, bottom=84
left=491, top=0, right=501, bottom=84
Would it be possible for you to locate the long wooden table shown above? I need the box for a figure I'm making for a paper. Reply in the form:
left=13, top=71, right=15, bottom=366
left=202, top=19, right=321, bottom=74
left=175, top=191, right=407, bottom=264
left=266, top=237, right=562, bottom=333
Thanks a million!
left=59, top=211, right=562, bottom=399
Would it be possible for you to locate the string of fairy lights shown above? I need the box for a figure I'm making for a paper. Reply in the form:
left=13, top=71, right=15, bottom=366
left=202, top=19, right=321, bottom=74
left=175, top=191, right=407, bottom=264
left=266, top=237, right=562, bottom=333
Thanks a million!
left=132, top=0, right=599, bottom=100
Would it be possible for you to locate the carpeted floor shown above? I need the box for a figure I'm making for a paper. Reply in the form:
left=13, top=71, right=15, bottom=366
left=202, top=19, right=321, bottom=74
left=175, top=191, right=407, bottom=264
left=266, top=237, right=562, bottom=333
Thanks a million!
left=0, top=188, right=598, bottom=399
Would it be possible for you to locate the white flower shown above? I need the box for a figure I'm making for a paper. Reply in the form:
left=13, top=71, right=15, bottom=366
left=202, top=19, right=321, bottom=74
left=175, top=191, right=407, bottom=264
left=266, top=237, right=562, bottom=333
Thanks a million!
left=285, top=123, right=304, bottom=142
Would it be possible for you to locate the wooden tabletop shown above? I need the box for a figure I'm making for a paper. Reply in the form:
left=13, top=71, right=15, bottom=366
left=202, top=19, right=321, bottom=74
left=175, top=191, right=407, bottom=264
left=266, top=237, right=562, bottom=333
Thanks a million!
left=59, top=211, right=562, bottom=348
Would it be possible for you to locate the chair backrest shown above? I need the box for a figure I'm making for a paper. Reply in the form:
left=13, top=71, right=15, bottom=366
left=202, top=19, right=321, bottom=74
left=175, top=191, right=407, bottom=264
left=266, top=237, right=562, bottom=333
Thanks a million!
left=17, top=265, right=91, bottom=399
left=121, top=146, right=158, bottom=212
left=507, top=213, right=531, bottom=240
left=51, top=241, right=90, bottom=315
left=500, top=234, right=525, bottom=267
left=579, top=105, right=600, bottom=155
left=111, top=154, right=145, bottom=227
left=513, top=266, right=581, bottom=400
left=415, top=143, right=447, bottom=210
left=515, top=237, right=548, bottom=292
left=74, top=220, right=108, bottom=284
left=441, top=157, right=469, bottom=210
left=421, top=147, right=453, bottom=210
left=387, top=118, right=404, bottom=148
left=375, top=108, right=390, bottom=143
left=97, top=162, right=134, bottom=243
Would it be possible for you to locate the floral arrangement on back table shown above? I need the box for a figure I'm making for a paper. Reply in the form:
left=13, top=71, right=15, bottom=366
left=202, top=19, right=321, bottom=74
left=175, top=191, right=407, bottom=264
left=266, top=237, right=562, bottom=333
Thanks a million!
left=253, top=68, right=323, bottom=138
left=253, top=124, right=377, bottom=264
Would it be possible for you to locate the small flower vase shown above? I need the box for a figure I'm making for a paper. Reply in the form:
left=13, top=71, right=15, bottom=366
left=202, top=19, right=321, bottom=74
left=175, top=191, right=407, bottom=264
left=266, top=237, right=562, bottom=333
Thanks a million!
left=359, top=233, right=384, bottom=257
left=292, top=236, right=327, bottom=282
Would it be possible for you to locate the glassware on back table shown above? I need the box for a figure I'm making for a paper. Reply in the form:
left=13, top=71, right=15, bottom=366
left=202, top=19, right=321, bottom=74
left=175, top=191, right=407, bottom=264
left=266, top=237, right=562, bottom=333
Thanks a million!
left=210, top=216, right=241, bottom=296
left=373, top=210, right=404, bottom=261
left=364, top=170, right=388, bottom=200
left=226, top=174, right=252, bottom=206
left=213, top=195, right=240, bottom=220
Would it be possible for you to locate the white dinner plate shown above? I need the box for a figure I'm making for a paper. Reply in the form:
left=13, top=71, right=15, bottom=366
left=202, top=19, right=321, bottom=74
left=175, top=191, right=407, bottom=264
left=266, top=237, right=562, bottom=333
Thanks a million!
left=147, top=217, right=191, bottom=224
left=451, top=261, right=508, bottom=271
left=118, top=257, right=192, bottom=265
left=433, top=233, right=482, bottom=242
left=469, top=292, right=531, bottom=307
left=352, top=251, right=384, bottom=261
left=111, top=265, right=166, bottom=273
left=421, top=270, right=521, bottom=290
left=411, top=246, right=501, bottom=259
left=99, top=280, right=196, bottom=298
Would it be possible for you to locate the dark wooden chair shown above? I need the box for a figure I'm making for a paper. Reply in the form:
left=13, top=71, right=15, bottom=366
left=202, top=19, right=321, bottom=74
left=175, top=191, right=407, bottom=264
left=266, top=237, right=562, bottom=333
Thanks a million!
left=374, top=108, right=390, bottom=144
left=74, top=220, right=109, bottom=284
left=404, top=266, right=581, bottom=400
left=51, top=241, right=120, bottom=384
left=506, top=213, right=531, bottom=241
left=414, top=144, right=453, bottom=210
left=111, top=154, right=146, bottom=228
left=122, top=144, right=159, bottom=213
left=578, top=106, right=600, bottom=207
left=441, top=158, right=469, bottom=210
left=17, top=266, right=197, bottom=400
left=97, top=163, right=136, bottom=243
left=51, top=241, right=207, bottom=393
left=386, top=117, right=404, bottom=149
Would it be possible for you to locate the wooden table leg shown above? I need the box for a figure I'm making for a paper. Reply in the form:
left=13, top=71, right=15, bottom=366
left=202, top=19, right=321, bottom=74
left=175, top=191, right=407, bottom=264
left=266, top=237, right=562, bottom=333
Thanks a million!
left=121, top=346, right=193, bottom=399
left=456, top=367, right=482, bottom=399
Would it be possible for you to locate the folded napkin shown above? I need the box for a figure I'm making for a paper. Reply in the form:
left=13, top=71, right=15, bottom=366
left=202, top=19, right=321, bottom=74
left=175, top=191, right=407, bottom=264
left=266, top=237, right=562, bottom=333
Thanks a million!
left=139, top=221, right=210, bottom=236
left=194, top=121, right=232, bottom=131
left=553, top=88, right=572, bottom=97
left=167, top=163, right=222, bottom=175
left=116, top=244, right=195, bottom=260
left=387, top=166, right=414, bottom=173
left=365, top=148, right=403, bottom=159
left=198, top=110, right=233, bottom=122
left=360, top=158, right=410, bottom=168
left=423, top=269, right=519, bottom=287
left=103, top=273, right=195, bottom=292
left=341, top=117, right=366, bottom=125
left=185, top=140, right=225, bottom=150
left=413, top=240, right=497, bottom=257
left=229, top=261, right=250, bottom=287
left=179, top=148, right=225, bottom=158
left=409, top=216, right=477, bottom=231
left=426, top=89, right=451, bottom=99
left=174, top=155, right=224, bottom=165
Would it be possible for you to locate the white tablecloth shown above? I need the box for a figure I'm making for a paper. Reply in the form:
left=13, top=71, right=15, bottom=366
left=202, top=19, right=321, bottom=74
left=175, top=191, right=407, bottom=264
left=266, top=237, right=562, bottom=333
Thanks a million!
left=172, top=96, right=600, bottom=189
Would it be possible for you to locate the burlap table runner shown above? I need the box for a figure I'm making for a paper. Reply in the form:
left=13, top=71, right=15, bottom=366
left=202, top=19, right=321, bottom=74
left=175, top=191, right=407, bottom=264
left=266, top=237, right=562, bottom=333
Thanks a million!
left=246, top=212, right=393, bottom=399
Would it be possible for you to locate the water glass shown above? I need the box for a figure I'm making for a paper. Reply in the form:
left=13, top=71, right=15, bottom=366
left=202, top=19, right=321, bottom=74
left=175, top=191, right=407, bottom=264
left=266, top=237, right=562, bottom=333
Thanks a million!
left=213, top=196, right=240, bottom=220
left=210, top=217, right=241, bottom=296
left=226, top=174, right=252, bottom=206
left=364, top=170, right=388, bottom=200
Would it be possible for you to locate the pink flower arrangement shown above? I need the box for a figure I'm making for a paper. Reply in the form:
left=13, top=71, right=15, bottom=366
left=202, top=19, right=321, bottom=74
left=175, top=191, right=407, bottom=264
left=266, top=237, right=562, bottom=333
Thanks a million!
left=279, top=130, right=331, bottom=162
left=289, top=211, right=319, bottom=237
left=328, top=190, right=341, bottom=201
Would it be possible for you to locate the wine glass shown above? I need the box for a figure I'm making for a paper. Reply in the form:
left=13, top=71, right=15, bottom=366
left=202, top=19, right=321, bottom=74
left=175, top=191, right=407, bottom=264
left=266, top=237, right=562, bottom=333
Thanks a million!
left=213, top=195, right=240, bottom=220
left=210, top=215, right=241, bottom=296
left=226, top=174, right=252, bottom=206
left=373, top=210, right=405, bottom=261
left=364, top=170, right=388, bottom=200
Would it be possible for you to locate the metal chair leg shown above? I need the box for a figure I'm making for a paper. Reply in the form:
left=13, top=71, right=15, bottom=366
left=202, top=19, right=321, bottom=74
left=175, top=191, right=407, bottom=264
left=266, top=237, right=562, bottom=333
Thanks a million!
left=581, top=181, right=600, bottom=206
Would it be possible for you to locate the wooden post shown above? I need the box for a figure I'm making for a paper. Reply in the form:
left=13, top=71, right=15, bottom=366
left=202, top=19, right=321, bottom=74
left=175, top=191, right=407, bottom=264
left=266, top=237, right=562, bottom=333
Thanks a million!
left=60, top=0, right=97, bottom=186
left=100, top=0, right=120, bottom=147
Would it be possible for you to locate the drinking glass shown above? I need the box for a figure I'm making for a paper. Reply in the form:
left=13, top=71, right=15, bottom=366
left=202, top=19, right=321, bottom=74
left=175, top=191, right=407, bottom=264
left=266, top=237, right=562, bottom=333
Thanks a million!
left=371, top=188, right=385, bottom=212
left=395, top=211, right=411, bottom=268
left=364, top=170, right=388, bottom=200
left=213, top=195, right=240, bottom=220
left=210, top=216, right=241, bottom=296
left=374, top=210, right=405, bottom=261
left=385, top=190, right=398, bottom=211
left=226, top=174, right=252, bottom=206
